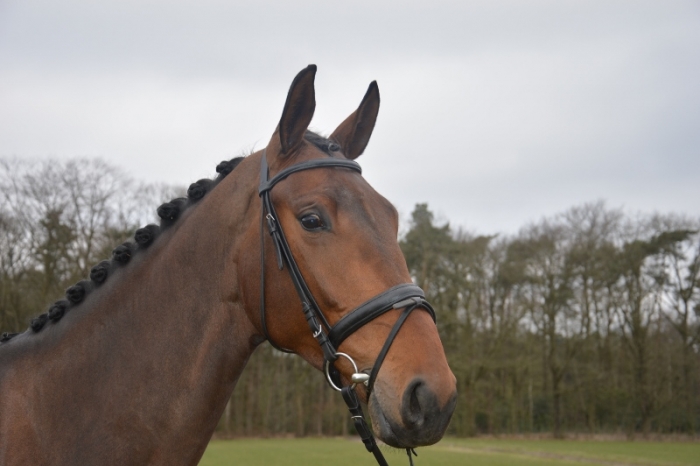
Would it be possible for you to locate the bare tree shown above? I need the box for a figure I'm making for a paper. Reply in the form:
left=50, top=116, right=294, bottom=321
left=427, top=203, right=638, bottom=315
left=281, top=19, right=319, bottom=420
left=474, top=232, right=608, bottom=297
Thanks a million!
left=0, top=157, right=179, bottom=331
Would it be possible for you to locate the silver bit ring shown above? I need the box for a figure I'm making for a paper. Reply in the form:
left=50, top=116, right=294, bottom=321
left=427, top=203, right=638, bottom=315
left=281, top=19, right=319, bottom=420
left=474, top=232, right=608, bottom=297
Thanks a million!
left=324, top=352, right=361, bottom=391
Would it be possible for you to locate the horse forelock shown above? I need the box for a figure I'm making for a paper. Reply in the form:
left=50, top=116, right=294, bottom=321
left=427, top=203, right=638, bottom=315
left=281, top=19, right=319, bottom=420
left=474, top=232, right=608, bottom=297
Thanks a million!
left=304, top=131, right=341, bottom=155
left=0, top=156, right=247, bottom=346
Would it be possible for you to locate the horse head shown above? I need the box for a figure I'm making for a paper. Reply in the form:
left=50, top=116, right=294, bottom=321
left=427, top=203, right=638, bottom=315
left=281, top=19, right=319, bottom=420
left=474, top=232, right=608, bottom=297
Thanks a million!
left=239, top=65, right=457, bottom=449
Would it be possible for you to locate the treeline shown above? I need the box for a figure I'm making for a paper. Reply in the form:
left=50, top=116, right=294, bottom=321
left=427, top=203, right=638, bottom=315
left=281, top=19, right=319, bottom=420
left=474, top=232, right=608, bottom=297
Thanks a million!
left=226, top=202, right=700, bottom=438
left=1, top=158, right=698, bottom=438
left=402, top=204, right=699, bottom=437
left=0, top=158, right=177, bottom=332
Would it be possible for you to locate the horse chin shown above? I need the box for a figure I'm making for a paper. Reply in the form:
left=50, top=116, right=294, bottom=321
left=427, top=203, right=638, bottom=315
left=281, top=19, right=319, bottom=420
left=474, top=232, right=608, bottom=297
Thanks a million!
left=367, top=383, right=456, bottom=449
left=367, top=399, right=409, bottom=449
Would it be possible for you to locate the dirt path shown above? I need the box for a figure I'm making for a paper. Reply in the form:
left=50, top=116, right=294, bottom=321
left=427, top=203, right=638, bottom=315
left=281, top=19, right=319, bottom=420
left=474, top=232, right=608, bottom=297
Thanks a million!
left=433, top=444, right=679, bottom=466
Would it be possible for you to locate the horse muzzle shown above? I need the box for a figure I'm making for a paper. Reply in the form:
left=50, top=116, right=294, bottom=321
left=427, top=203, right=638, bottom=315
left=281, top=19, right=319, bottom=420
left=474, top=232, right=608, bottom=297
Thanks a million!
left=369, top=375, right=457, bottom=448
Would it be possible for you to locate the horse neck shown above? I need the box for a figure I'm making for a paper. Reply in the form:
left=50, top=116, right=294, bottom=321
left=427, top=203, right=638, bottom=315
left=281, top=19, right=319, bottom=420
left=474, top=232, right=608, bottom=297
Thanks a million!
left=0, top=156, right=263, bottom=465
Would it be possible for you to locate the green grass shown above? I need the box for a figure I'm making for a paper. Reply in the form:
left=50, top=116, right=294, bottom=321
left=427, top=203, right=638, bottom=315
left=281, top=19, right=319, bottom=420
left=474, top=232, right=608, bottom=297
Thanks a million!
left=440, top=438, right=700, bottom=465
left=199, top=437, right=700, bottom=466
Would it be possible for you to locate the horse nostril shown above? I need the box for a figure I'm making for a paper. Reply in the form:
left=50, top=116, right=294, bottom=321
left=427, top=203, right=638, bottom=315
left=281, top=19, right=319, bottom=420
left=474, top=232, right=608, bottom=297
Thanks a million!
left=402, top=378, right=429, bottom=428
left=410, top=383, right=421, bottom=415
left=386, top=377, right=457, bottom=447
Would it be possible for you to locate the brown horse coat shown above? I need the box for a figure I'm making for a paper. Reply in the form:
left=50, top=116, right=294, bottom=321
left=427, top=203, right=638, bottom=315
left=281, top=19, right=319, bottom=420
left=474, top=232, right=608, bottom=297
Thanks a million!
left=0, top=66, right=456, bottom=465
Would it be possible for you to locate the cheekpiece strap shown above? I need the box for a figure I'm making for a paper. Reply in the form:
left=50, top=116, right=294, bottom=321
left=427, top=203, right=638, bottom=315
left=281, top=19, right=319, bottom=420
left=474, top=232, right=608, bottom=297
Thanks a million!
left=258, top=150, right=361, bottom=360
left=258, top=149, right=434, bottom=466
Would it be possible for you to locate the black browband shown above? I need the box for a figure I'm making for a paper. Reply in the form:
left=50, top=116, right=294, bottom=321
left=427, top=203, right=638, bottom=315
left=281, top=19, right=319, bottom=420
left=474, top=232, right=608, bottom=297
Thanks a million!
left=258, top=150, right=436, bottom=466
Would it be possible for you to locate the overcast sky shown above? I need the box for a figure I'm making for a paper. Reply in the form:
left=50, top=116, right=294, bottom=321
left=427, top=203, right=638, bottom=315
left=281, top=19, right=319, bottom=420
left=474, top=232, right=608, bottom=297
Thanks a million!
left=1, top=1, right=698, bottom=234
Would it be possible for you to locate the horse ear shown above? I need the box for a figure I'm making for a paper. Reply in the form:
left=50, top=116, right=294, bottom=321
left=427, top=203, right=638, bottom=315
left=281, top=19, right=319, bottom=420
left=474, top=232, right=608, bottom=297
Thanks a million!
left=330, top=81, right=380, bottom=160
left=277, top=65, right=317, bottom=155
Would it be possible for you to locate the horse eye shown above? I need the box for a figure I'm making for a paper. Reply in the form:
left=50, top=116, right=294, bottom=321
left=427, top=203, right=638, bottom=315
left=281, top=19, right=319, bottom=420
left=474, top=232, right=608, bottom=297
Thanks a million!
left=300, top=214, right=324, bottom=231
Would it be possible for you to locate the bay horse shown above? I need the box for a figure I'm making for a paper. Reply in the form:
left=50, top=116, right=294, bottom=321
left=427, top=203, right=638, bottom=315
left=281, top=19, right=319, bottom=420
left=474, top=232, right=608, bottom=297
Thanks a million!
left=0, top=65, right=456, bottom=465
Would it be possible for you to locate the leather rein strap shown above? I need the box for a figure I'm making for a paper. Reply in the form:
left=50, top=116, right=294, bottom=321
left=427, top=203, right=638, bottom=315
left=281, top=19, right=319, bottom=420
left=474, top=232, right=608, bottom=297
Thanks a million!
left=258, top=151, right=436, bottom=466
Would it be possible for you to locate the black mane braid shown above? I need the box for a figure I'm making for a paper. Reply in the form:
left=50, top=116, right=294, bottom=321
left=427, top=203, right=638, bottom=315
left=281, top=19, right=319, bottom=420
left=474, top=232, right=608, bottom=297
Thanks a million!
left=135, top=224, right=160, bottom=248
left=0, top=156, right=244, bottom=341
left=48, top=300, right=70, bottom=323
left=90, top=260, right=112, bottom=285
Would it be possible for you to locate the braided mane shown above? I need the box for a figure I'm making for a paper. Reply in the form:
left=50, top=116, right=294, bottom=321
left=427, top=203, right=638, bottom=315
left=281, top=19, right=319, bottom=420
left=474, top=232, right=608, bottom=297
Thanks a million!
left=0, top=156, right=244, bottom=344
left=0, top=132, right=341, bottom=345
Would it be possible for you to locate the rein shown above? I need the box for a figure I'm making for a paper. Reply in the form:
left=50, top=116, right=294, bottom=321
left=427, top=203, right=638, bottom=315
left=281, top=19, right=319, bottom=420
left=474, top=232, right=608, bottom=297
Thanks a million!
left=258, top=151, right=436, bottom=466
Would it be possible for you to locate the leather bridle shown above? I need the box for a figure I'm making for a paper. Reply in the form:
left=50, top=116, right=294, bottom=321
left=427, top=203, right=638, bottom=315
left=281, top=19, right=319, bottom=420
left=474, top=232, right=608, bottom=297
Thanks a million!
left=258, top=150, right=436, bottom=466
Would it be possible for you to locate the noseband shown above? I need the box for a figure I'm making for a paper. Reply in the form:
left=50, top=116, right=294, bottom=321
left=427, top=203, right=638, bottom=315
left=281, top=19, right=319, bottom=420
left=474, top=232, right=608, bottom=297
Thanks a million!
left=258, top=151, right=436, bottom=466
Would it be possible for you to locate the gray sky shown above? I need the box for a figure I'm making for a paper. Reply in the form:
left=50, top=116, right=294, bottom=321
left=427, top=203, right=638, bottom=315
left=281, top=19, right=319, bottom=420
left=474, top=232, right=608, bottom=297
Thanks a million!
left=1, top=1, right=698, bottom=234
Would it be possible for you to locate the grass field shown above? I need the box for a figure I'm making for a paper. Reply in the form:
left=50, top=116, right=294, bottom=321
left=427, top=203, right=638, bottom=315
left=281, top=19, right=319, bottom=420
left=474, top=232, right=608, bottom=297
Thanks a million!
left=200, top=437, right=700, bottom=466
